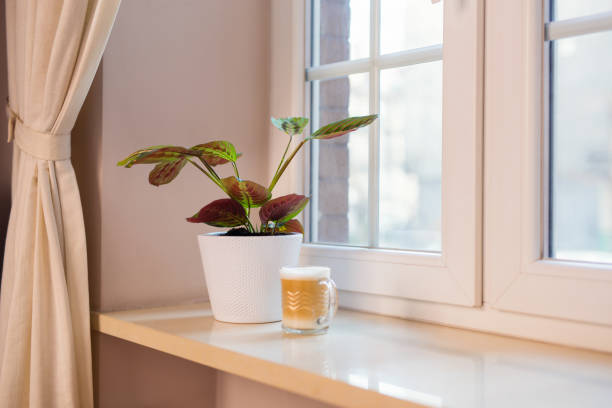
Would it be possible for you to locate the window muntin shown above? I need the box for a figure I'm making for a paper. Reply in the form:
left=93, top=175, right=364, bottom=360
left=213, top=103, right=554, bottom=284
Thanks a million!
left=308, top=0, right=444, bottom=251
left=547, top=3, right=612, bottom=263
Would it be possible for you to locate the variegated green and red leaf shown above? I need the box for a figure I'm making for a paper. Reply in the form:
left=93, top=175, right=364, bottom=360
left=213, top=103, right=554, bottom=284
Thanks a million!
left=259, top=194, right=309, bottom=224
left=271, top=117, right=309, bottom=136
left=221, top=177, right=271, bottom=208
left=277, top=219, right=304, bottom=234
left=199, top=152, right=242, bottom=167
left=310, top=114, right=378, bottom=140
left=191, top=141, right=238, bottom=166
left=148, top=158, right=187, bottom=186
left=117, top=145, right=173, bottom=167
left=186, top=199, right=247, bottom=227
left=118, top=145, right=197, bottom=167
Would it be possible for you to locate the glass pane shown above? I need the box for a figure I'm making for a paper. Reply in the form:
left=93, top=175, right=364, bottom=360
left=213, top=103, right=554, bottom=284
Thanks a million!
left=317, top=0, right=369, bottom=65
left=550, top=31, right=612, bottom=263
left=313, top=73, right=370, bottom=246
left=553, top=0, right=612, bottom=21
left=379, top=62, right=443, bottom=251
left=380, top=0, right=443, bottom=55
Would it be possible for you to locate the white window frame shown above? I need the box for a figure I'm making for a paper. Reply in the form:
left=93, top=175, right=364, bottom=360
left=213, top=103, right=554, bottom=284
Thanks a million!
left=299, top=0, right=484, bottom=307
left=268, top=0, right=612, bottom=351
left=485, top=1, right=612, bottom=326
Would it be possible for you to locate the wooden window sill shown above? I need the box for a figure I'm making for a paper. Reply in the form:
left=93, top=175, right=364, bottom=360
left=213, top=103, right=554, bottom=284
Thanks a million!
left=91, top=303, right=612, bottom=408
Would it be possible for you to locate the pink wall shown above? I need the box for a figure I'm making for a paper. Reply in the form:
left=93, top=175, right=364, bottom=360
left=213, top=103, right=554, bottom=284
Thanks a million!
left=93, top=332, right=216, bottom=407
left=71, top=1, right=335, bottom=407
left=91, top=0, right=272, bottom=312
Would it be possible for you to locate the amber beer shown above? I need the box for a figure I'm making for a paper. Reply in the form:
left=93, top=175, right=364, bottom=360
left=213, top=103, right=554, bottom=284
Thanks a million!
left=280, top=266, right=338, bottom=335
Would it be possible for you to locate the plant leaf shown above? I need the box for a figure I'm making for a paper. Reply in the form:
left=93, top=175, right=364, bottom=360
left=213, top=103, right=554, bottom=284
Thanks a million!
left=277, top=219, right=304, bottom=234
left=259, top=194, right=309, bottom=224
left=117, top=145, right=170, bottom=167
left=310, top=114, right=378, bottom=140
left=148, top=158, right=187, bottom=186
left=191, top=141, right=237, bottom=166
left=186, top=198, right=247, bottom=227
left=118, top=145, right=195, bottom=167
left=221, top=177, right=271, bottom=208
left=271, top=117, right=309, bottom=136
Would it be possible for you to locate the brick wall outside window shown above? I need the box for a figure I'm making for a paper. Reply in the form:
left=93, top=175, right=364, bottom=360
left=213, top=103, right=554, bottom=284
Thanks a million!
left=316, top=0, right=351, bottom=243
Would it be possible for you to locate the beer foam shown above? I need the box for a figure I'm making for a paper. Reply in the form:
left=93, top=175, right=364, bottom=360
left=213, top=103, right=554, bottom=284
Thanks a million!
left=280, top=266, right=330, bottom=281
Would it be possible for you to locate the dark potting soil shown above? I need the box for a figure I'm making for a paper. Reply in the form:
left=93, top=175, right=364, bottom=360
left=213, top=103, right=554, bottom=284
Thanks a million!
left=224, top=227, right=291, bottom=237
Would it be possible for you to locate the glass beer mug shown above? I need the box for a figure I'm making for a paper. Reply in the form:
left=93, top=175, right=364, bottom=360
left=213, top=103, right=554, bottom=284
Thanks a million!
left=280, top=266, right=338, bottom=335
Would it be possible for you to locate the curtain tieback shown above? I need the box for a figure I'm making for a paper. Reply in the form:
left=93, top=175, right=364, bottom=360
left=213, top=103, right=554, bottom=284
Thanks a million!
left=6, top=104, right=71, bottom=161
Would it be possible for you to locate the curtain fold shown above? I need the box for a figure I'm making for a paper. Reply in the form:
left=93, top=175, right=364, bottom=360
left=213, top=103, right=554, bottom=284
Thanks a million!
left=0, top=1, right=121, bottom=407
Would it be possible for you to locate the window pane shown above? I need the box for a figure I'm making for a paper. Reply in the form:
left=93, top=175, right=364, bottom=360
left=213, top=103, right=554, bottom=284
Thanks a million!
left=550, top=31, right=612, bottom=263
left=317, top=0, right=369, bottom=65
left=312, top=73, right=370, bottom=246
left=553, top=0, right=612, bottom=21
left=380, top=0, right=443, bottom=55
left=379, top=62, right=442, bottom=251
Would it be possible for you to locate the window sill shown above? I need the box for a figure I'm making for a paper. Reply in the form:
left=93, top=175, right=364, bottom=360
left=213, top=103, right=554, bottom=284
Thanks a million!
left=92, top=303, right=612, bottom=408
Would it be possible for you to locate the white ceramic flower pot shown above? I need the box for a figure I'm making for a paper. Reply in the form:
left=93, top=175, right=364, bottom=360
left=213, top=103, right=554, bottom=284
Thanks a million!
left=197, top=232, right=303, bottom=323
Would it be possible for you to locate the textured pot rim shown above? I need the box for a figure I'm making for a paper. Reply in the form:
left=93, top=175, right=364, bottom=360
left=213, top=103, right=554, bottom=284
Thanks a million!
left=197, top=232, right=303, bottom=239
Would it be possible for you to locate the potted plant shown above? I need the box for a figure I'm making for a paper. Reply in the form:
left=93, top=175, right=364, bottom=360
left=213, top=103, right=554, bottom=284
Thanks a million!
left=118, top=114, right=378, bottom=323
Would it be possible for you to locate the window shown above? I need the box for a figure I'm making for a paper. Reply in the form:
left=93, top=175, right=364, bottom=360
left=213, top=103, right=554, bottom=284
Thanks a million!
left=307, top=0, right=443, bottom=250
left=268, top=0, right=612, bottom=350
left=485, top=0, right=612, bottom=325
left=548, top=1, right=612, bottom=263
left=301, top=0, right=484, bottom=306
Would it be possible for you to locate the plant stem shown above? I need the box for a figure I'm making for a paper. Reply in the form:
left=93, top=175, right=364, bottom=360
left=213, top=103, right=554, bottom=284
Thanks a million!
left=186, top=158, right=215, bottom=181
left=244, top=216, right=255, bottom=233
left=186, top=158, right=225, bottom=191
left=243, top=196, right=254, bottom=233
left=240, top=195, right=253, bottom=233
left=232, top=162, right=241, bottom=179
left=272, top=136, right=293, bottom=183
left=197, top=157, right=221, bottom=182
left=268, top=138, right=310, bottom=192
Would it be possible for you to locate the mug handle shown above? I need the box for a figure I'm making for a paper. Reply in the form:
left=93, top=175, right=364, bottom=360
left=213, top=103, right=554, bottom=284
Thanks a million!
left=316, top=278, right=338, bottom=327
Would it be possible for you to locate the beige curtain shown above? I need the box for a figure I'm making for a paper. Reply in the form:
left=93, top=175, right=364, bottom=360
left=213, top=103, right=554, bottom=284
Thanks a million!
left=0, top=0, right=120, bottom=407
